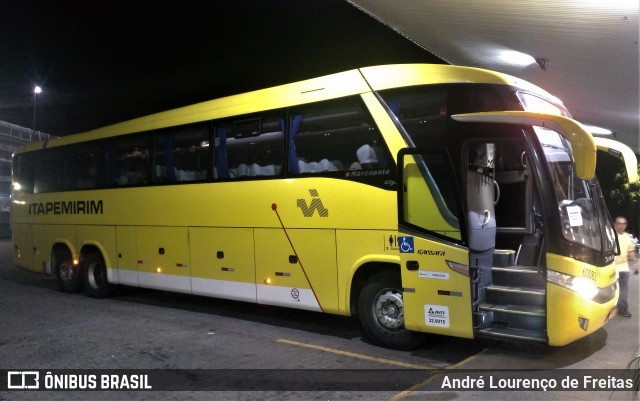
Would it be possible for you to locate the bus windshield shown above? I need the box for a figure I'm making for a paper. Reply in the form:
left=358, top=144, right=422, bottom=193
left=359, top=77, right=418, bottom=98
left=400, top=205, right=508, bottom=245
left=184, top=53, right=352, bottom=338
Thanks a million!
left=379, top=82, right=616, bottom=260
left=536, top=127, right=616, bottom=253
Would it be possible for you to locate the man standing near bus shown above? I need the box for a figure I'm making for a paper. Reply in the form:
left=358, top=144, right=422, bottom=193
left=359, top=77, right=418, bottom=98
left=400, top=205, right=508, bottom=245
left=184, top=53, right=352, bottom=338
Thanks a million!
left=614, top=216, right=638, bottom=318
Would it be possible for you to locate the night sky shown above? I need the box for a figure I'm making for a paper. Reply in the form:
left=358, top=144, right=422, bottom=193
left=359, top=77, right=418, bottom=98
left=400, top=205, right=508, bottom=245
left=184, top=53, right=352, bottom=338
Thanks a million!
left=1, top=0, right=443, bottom=136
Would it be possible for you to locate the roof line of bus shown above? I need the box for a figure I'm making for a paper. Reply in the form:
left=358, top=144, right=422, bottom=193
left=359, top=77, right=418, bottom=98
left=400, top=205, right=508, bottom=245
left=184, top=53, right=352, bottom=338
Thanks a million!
left=15, top=63, right=557, bottom=154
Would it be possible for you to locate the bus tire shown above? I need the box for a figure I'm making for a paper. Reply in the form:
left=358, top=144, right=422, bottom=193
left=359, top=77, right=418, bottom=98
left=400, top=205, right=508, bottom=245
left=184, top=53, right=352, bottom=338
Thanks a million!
left=357, top=271, right=421, bottom=350
left=55, top=248, right=82, bottom=293
left=83, top=252, right=113, bottom=298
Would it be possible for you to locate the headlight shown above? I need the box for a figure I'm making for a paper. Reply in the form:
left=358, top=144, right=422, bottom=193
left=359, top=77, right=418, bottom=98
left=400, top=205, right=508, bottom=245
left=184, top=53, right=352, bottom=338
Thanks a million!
left=548, top=270, right=599, bottom=301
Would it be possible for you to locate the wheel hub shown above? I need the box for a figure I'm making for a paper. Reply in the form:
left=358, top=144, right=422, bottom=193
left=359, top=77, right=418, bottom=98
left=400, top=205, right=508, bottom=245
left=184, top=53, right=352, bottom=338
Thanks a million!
left=374, top=290, right=404, bottom=329
left=59, top=262, right=73, bottom=281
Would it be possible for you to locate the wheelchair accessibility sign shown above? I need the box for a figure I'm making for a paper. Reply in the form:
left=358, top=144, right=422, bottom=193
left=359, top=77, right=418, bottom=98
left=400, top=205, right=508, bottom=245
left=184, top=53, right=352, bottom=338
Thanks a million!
left=399, top=236, right=414, bottom=253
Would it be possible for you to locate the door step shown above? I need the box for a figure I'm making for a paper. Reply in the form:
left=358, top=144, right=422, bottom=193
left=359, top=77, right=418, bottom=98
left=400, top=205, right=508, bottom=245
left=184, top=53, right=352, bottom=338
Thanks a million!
left=475, top=325, right=547, bottom=343
left=491, top=266, right=545, bottom=287
left=479, top=303, right=545, bottom=316
left=474, top=258, right=547, bottom=338
left=476, top=303, right=546, bottom=332
left=485, top=285, right=545, bottom=307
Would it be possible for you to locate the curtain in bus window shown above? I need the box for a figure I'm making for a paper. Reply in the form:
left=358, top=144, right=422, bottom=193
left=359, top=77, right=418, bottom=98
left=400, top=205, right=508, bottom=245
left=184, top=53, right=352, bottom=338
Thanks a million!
left=223, top=114, right=284, bottom=179
left=378, top=87, right=448, bottom=149
left=104, top=142, right=117, bottom=187
left=288, top=114, right=303, bottom=174
left=155, top=124, right=210, bottom=183
left=95, top=146, right=106, bottom=188
left=215, top=126, right=229, bottom=179
left=164, top=134, right=176, bottom=182
left=388, top=101, right=400, bottom=115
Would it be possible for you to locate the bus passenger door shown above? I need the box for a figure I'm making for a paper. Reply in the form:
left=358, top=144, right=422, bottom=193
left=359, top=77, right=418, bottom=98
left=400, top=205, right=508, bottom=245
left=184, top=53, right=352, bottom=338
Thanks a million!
left=397, top=149, right=473, bottom=339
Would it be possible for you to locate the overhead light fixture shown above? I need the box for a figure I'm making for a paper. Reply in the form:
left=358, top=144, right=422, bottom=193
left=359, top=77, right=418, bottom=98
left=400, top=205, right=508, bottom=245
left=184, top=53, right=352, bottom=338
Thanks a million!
left=496, top=50, right=536, bottom=67
left=582, top=124, right=613, bottom=136
left=455, top=41, right=548, bottom=71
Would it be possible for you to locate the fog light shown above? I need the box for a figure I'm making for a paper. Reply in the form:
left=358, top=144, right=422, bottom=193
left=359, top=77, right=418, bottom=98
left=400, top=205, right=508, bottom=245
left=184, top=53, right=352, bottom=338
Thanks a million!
left=578, top=317, right=589, bottom=331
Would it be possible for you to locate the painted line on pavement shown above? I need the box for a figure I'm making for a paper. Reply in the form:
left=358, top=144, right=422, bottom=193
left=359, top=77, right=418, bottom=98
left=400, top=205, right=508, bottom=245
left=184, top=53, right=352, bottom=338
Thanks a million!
left=276, top=338, right=434, bottom=370
left=386, top=348, right=489, bottom=401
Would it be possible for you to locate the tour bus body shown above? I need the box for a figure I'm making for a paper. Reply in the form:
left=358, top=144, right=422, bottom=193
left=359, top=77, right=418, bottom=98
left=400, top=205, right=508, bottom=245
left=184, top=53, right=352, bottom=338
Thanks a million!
left=12, top=64, right=638, bottom=349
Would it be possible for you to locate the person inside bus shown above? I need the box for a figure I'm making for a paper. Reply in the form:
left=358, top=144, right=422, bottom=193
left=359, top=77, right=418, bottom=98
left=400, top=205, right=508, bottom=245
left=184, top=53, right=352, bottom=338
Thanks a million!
left=614, top=216, right=638, bottom=318
left=349, top=144, right=379, bottom=170
left=356, top=144, right=378, bottom=169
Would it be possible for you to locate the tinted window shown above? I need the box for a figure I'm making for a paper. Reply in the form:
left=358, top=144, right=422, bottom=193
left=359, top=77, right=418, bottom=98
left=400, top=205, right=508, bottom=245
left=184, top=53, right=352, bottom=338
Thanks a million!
left=379, top=84, right=522, bottom=148
left=17, top=96, right=398, bottom=191
left=214, top=112, right=285, bottom=179
left=34, top=148, right=64, bottom=193
left=13, top=153, right=35, bottom=194
left=107, top=135, right=152, bottom=187
left=64, top=142, right=102, bottom=190
left=289, top=96, right=394, bottom=187
left=153, top=123, right=211, bottom=183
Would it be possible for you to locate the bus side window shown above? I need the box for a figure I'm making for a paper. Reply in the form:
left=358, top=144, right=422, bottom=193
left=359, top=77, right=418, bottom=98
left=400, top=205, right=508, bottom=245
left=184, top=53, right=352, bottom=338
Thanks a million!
left=13, top=153, right=35, bottom=194
left=153, top=123, right=210, bottom=183
left=112, top=135, right=151, bottom=186
left=215, top=113, right=285, bottom=180
left=34, top=148, right=64, bottom=193
left=378, top=87, right=448, bottom=148
left=64, top=142, right=101, bottom=190
left=288, top=96, right=386, bottom=175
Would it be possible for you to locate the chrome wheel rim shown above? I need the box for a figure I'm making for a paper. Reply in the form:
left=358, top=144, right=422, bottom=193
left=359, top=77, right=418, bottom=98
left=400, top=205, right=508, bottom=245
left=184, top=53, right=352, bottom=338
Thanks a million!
left=373, top=289, right=404, bottom=330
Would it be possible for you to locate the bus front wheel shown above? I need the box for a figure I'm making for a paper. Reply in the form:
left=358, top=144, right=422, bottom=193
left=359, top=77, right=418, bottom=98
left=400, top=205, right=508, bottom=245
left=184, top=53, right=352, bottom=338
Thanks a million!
left=357, top=271, right=421, bottom=350
left=83, top=252, right=113, bottom=298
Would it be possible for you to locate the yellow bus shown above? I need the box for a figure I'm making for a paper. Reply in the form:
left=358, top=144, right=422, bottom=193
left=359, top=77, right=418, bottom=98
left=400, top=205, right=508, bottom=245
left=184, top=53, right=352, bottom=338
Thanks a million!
left=11, top=64, right=638, bottom=349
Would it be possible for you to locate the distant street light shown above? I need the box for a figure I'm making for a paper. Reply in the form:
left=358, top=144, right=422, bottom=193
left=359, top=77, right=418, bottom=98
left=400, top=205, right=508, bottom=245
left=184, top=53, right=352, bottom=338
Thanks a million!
left=33, top=85, right=43, bottom=133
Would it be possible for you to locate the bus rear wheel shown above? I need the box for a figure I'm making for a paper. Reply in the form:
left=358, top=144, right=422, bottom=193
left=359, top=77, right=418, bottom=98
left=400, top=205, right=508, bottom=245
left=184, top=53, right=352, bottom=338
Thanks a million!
left=357, top=271, right=421, bottom=350
left=55, top=248, right=82, bottom=293
left=83, top=252, right=113, bottom=298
